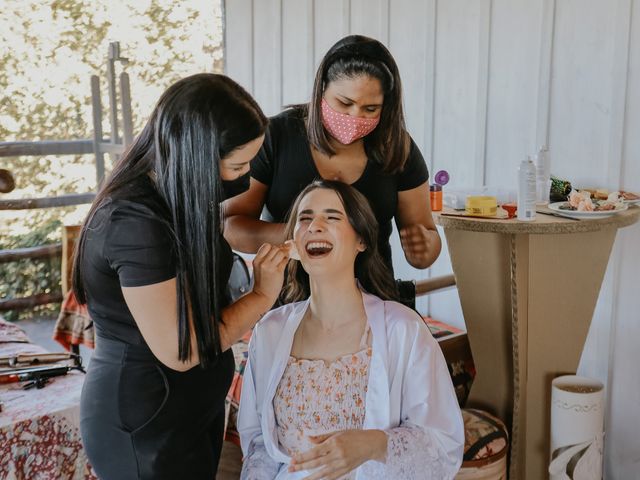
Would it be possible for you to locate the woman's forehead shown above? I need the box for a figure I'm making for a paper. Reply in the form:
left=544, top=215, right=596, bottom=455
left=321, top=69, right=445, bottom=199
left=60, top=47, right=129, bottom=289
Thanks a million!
left=326, top=75, right=383, bottom=100
left=299, top=188, right=345, bottom=212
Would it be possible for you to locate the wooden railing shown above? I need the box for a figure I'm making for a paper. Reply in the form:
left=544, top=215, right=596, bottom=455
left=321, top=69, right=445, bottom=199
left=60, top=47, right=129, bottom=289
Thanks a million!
left=415, top=274, right=456, bottom=296
left=1, top=42, right=131, bottom=313
left=0, top=241, right=65, bottom=312
left=0, top=141, right=96, bottom=312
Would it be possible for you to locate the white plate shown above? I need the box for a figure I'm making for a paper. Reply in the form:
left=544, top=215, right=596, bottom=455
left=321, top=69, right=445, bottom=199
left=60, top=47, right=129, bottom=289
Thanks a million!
left=623, top=198, right=640, bottom=205
left=548, top=202, right=628, bottom=219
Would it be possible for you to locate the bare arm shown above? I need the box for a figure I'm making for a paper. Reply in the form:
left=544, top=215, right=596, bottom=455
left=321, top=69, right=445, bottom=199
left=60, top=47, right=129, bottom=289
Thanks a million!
left=395, top=182, right=442, bottom=269
left=121, top=243, right=288, bottom=372
left=223, top=178, right=286, bottom=253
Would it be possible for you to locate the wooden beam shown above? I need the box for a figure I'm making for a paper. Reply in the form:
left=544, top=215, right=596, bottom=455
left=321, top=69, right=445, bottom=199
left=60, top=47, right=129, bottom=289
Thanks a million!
left=0, top=192, right=95, bottom=210
left=98, top=143, right=125, bottom=155
left=91, top=74, right=105, bottom=186
left=0, top=243, right=62, bottom=263
left=0, top=293, right=64, bottom=312
left=120, top=72, right=134, bottom=147
left=107, top=42, right=121, bottom=146
left=415, top=274, right=456, bottom=296
left=0, top=140, right=93, bottom=157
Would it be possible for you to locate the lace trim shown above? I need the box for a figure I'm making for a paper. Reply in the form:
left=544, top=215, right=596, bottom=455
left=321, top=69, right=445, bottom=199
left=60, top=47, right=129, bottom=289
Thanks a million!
left=240, top=438, right=282, bottom=480
left=358, top=424, right=459, bottom=480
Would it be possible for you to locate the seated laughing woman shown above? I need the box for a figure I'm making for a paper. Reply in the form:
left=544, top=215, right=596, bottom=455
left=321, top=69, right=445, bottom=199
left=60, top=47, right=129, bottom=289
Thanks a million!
left=238, top=180, right=464, bottom=480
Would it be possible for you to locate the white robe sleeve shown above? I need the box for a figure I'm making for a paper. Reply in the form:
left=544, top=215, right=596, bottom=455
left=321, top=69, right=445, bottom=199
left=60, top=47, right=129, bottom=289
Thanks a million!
left=361, top=319, right=464, bottom=479
left=238, top=327, right=282, bottom=480
left=240, top=436, right=281, bottom=480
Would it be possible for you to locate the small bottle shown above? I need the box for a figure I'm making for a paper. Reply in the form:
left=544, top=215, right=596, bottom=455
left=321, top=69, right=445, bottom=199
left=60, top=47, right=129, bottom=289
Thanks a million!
left=535, top=145, right=551, bottom=204
left=431, top=170, right=449, bottom=212
left=518, top=156, right=537, bottom=221
left=430, top=184, right=443, bottom=211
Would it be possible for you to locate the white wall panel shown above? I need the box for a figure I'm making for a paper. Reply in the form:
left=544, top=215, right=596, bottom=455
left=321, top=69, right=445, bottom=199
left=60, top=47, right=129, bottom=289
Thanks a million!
left=548, top=0, right=617, bottom=186
left=252, top=0, right=282, bottom=115
left=349, top=0, right=389, bottom=43
left=313, top=0, right=350, bottom=67
left=432, top=0, right=485, bottom=189
left=597, top=1, right=640, bottom=477
left=485, top=0, right=543, bottom=185
left=282, top=0, right=314, bottom=106
left=224, top=1, right=640, bottom=472
left=223, top=0, right=253, bottom=92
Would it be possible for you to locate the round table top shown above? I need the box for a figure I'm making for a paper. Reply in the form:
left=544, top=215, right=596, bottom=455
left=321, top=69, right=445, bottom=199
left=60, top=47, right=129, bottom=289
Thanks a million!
left=433, top=205, right=640, bottom=234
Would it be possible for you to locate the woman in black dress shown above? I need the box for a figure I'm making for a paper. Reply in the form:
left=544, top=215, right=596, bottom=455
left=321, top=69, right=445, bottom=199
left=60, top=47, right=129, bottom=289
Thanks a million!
left=224, top=35, right=442, bottom=305
left=73, top=73, right=289, bottom=479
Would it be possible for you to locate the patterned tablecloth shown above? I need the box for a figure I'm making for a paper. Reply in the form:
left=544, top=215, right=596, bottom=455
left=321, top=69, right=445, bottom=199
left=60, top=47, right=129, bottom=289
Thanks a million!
left=0, top=317, right=95, bottom=480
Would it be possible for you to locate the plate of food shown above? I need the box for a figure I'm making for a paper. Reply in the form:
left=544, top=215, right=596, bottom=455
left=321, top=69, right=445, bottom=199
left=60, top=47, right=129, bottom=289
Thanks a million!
left=548, top=190, right=628, bottom=219
left=579, top=188, right=640, bottom=205
left=620, top=190, right=640, bottom=205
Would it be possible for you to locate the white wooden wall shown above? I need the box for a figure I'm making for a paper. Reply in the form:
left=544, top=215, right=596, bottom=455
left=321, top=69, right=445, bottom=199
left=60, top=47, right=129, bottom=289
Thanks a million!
left=224, top=1, right=640, bottom=476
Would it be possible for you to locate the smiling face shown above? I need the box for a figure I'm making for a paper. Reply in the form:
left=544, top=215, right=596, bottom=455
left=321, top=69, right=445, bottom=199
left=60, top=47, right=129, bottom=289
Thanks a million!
left=293, top=188, right=366, bottom=278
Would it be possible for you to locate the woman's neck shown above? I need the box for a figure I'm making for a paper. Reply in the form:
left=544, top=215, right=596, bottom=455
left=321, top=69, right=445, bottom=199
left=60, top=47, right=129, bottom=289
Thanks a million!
left=328, top=137, right=364, bottom=156
left=307, top=274, right=365, bottom=331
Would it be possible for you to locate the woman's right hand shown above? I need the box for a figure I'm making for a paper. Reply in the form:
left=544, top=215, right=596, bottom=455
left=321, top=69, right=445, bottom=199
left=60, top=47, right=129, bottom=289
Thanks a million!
left=251, top=243, right=289, bottom=306
left=219, top=243, right=290, bottom=351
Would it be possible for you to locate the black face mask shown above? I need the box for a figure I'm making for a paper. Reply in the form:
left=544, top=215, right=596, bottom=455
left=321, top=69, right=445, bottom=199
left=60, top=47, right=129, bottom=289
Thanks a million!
left=221, top=171, right=251, bottom=199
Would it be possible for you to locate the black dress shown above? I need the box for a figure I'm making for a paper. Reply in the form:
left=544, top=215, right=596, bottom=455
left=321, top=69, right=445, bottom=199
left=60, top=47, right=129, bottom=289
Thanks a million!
left=250, top=107, right=430, bottom=276
left=79, top=176, right=234, bottom=479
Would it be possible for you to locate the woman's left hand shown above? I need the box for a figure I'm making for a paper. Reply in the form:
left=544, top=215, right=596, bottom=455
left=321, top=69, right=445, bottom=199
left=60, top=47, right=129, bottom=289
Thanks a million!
left=289, top=429, right=387, bottom=480
left=399, top=224, right=440, bottom=269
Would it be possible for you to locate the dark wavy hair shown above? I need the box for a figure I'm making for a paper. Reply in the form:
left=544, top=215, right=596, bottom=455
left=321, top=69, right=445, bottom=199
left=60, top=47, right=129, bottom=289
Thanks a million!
left=302, top=35, right=409, bottom=174
left=281, top=180, right=399, bottom=303
left=72, top=73, right=268, bottom=367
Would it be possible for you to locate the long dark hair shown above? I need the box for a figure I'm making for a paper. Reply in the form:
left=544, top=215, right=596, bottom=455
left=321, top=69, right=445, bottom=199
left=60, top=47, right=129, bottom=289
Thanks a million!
left=282, top=180, right=399, bottom=303
left=72, top=73, right=268, bottom=366
left=303, top=35, right=409, bottom=174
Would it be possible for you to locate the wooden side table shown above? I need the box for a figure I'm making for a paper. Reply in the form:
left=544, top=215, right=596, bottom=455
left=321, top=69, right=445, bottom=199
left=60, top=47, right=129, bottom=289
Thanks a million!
left=434, top=206, right=640, bottom=480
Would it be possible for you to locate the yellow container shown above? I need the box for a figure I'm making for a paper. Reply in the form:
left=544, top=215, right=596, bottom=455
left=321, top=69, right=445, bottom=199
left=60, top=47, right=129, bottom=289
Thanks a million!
left=465, top=196, right=498, bottom=217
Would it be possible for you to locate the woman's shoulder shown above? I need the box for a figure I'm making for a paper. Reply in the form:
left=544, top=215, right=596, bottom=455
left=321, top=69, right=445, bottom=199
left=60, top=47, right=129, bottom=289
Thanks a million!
left=384, top=299, right=424, bottom=327
left=267, top=107, right=306, bottom=136
left=105, top=178, right=169, bottom=221
left=255, top=300, right=307, bottom=334
left=364, top=292, right=426, bottom=336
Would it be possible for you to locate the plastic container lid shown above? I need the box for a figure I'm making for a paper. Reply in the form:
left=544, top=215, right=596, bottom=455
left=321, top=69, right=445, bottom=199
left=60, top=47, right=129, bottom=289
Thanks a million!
left=434, top=170, right=450, bottom=186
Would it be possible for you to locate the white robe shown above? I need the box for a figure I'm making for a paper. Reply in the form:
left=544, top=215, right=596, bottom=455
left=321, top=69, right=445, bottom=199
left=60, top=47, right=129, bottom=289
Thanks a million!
left=238, top=289, right=464, bottom=479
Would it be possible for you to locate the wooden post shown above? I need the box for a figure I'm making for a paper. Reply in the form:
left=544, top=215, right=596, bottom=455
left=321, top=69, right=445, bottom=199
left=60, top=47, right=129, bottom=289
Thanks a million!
left=107, top=42, right=121, bottom=150
left=90, top=75, right=105, bottom=187
left=61, top=225, right=82, bottom=295
left=120, top=72, right=134, bottom=147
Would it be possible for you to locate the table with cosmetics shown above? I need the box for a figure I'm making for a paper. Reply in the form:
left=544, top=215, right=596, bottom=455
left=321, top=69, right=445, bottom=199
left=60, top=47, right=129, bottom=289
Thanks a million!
left=433, top=205, right=640, bottom=480
left=0, top=316, right=95, bottom=479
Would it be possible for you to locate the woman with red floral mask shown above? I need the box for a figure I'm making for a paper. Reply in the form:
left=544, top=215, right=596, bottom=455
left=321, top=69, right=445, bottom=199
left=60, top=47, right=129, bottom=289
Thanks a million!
left=224, top=35, right=440, bottom=306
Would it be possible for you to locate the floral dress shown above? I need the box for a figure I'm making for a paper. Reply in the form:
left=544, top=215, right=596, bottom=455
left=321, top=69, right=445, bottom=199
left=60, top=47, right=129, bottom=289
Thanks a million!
left=273, top=325, right=372, bottom=480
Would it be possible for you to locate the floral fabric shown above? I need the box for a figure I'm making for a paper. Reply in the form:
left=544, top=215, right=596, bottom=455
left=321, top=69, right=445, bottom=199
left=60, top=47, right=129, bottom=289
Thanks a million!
left=0, top=317, right=95, bottom=479
left=272, top=327, right=371, bottom=480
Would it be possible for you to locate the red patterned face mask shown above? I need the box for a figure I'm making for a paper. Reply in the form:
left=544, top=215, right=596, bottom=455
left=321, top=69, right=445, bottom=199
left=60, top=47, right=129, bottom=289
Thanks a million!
left=320, top=98, right=380, bottom=145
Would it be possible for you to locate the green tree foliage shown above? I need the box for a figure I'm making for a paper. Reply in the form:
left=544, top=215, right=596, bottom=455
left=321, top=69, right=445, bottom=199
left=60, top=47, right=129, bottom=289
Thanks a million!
left=0, top=0, right=223, bottom=320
